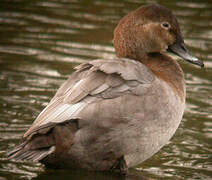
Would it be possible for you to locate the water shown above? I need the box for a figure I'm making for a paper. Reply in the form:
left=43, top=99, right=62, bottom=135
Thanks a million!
left=0, top=0, right=211, bottom=179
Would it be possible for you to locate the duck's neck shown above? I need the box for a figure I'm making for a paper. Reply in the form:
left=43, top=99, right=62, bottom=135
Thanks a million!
left=135, top=53, right=185, bottom=102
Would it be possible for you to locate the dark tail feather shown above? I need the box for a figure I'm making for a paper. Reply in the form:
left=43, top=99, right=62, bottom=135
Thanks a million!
left=7, top=142, right=26, bottom=157
left=7, top=144, right=55, bottom=162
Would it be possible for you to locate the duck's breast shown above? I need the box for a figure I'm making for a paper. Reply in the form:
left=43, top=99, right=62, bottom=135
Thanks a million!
left=123, top=77, right=185, bottom=167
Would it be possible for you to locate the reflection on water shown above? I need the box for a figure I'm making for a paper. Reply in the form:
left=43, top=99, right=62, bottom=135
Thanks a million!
left=0, top=0, right=211, bottom=179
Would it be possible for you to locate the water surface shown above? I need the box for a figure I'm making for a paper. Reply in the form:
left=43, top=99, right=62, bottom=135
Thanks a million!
left=0, top=0, right=212, bottom=179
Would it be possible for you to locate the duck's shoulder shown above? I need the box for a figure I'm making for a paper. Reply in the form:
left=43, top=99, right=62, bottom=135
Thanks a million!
left=50, top=58, right=156, bottom=104
left=77, top=58, right=155, bottom=83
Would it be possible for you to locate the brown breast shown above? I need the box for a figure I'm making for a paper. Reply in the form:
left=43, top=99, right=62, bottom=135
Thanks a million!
left=142, top=53, right=185, bottom=102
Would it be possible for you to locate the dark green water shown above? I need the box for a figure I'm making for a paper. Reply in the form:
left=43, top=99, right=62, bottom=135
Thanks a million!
left=0, top=0, right=211, bottom=179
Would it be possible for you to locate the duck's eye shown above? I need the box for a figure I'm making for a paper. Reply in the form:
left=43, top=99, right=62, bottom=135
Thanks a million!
left=161, top=22, right=170, bottom=30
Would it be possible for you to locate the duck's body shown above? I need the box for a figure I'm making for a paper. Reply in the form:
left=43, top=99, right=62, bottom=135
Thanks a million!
left=7, top=4, right=203, bottom=172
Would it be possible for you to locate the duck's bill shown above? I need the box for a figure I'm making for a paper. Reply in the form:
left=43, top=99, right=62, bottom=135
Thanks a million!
left=168, top=41, right=204, bottom=67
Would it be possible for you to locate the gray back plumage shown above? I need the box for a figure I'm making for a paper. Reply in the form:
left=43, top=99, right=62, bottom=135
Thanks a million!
left=24, top=58, right=155, bottom=139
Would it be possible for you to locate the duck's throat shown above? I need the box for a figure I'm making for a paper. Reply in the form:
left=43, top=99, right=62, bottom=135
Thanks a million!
left=139, top=53, right=186, bottom=102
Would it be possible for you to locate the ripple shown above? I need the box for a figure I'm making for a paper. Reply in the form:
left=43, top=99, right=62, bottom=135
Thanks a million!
left=0, top=0, right=212, bottom=180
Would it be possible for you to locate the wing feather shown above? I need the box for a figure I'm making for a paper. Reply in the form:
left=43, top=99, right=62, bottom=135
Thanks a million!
left=24, top=58, right=155, bottom=139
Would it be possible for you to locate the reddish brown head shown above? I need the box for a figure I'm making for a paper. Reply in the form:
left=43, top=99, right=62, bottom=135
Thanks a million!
left=114, top=4, right=203, bottom=67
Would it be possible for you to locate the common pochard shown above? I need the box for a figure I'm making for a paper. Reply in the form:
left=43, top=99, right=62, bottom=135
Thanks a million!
left=8, top=4, right=204, bottom=173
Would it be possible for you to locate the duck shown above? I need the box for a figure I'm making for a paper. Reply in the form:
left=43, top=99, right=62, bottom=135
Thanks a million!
left=7, top=4, right=204, bottom=173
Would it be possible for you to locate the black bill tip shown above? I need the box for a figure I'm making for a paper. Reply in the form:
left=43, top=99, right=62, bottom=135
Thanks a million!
left=187, top=57, right=204, bottom=68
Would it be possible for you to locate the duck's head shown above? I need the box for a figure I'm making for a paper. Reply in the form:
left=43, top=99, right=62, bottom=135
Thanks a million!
left=114, top=4, right=204, bottom=67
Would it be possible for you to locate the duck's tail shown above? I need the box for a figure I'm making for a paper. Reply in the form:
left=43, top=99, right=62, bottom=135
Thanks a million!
left=7, top=142, right=55, bottom=162
left=7, top=122, right=77, bottom=163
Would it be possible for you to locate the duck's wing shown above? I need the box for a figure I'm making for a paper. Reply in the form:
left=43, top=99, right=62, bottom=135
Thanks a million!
left=24, top=58, right=155, bottom=138
left=7, top=58, right=155, bottom=162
